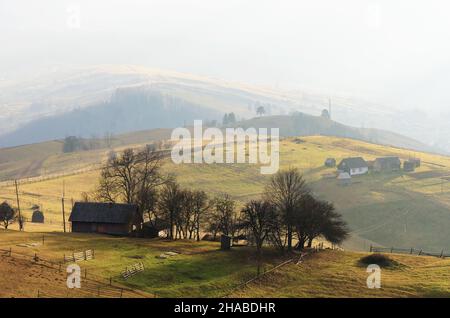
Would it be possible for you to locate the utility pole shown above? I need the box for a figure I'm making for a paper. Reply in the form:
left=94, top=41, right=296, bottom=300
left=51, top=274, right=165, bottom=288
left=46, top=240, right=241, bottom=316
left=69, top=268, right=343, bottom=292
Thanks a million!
left=14, top=180, right=22, bottom=231
left=62, top=180, right=66, bottom=233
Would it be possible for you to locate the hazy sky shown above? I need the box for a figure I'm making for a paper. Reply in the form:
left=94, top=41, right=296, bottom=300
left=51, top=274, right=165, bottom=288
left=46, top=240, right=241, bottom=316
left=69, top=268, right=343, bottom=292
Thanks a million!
left=1, top=0, right=450, bottom=111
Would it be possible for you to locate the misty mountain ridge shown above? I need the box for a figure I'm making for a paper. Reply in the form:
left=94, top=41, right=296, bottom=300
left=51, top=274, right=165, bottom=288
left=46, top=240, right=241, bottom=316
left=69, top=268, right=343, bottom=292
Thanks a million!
left=0, top=65, right=448, bottom=154
left=0, top=85, right=439, bottom=156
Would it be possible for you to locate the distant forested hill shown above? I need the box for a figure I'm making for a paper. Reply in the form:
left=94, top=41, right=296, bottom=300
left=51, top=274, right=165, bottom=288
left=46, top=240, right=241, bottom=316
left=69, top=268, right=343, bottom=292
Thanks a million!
left=0, top=87, right=220, bottom=147
left=237, top=113, right=441, bottom=154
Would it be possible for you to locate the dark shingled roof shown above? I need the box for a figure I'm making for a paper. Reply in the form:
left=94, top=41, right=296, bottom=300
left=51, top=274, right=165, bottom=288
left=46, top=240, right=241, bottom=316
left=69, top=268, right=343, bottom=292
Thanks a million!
left=375, top=157, right=401, bottom=164
left=338, top=157, right=368, bottom=169
left=69, top=202, right=138, bottom=224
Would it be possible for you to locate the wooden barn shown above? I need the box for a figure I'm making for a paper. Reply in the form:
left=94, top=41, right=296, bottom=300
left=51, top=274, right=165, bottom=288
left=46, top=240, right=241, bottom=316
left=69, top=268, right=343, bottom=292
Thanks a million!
left=410, top=158, right=421, bottom=168
left=69, top=202, right=142, bottom=236
left=373, top=157, right=401, bottom=172
left=404, top=160, right=416, bottom=172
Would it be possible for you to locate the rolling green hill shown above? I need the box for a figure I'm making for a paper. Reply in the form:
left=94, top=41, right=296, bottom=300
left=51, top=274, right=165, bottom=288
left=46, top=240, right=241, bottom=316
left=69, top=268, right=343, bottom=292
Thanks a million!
left=1, top=230, right=449, bottom=298
left=1, top=135, right=449, bottom=252
left=0, top=112, right=441, bottom=182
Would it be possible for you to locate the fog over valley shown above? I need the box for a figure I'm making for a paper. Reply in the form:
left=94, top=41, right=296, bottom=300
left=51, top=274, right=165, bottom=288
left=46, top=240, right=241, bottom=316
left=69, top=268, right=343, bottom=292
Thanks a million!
left=1, top=0, right=450, bottom=151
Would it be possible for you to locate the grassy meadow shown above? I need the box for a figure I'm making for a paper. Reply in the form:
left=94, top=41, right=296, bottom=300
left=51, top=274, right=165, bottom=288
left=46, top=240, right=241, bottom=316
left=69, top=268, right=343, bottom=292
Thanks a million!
left=1, top=135, right=450, bottom=252
left=1, top=229, right=449, bottom=298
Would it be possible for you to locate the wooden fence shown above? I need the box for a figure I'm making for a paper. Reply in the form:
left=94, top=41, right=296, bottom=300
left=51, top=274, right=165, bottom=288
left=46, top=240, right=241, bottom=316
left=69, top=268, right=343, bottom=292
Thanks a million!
left=0, top=246, right=150, bottom=298
left=121, top=262, right=145, bottom=280
left=63, top=249, right=95, bottom=263
left=370, top=245, right=450, bottom=258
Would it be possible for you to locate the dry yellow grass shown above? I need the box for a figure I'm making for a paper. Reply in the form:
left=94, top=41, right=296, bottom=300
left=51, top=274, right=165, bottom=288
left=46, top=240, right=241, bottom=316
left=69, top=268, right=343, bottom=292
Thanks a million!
left=231, top=250, right=450, bottom=298
left=1, top=229, right=449, bottom=298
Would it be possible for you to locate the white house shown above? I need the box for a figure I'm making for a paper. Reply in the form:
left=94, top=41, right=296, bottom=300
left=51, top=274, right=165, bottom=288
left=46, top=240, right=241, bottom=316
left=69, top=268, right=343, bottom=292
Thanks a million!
left=337, top=157, right=369, bottom=176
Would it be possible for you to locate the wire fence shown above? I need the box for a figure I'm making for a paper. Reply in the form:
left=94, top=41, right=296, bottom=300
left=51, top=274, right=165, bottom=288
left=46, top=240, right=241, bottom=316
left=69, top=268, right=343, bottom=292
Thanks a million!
left=370, top=245, right=450, bottom=258
left=221, top=248, right=320, bottom=297
left=0, top=148, right=173, bottom=188
left=0, top=164, right=103, bottom=187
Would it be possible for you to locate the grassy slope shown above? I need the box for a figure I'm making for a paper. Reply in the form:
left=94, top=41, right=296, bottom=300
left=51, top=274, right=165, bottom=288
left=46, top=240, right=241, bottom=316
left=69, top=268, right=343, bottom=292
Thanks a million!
left=1, top=230, right=449, bottom=298
left=0, top=128, right=174, bottom=181
left=1, top=136, right=450, bottom=251
left=231, top=250, right=450, bottom=298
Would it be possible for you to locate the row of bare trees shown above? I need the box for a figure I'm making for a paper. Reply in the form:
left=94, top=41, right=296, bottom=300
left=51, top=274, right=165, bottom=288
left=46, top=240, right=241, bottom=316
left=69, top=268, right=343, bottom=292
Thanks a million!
left=94, top=146, right=237, bottom=241
left=240, top=168, right=348, bottom=255
left=94, top=147, right=348, bottom=252
left=158, top=185, right=236, bottom=241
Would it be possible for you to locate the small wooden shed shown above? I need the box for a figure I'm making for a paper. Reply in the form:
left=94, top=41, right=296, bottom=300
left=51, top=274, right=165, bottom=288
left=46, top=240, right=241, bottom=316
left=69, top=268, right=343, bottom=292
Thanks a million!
left=220, top=235, right=232, bottom=250
left=324, top=158, right=336, bottom=168
left=31, top=210, right=44, bottom=223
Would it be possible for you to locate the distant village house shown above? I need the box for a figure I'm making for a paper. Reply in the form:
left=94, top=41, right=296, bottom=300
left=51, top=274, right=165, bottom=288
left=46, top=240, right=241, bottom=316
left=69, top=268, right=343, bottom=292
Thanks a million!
left=324, top=158, right=336, bottom=168
left=373, top=157, right=401, bottom=173
left=337, top=157, right=369, bottom=176
left=409, top=158, right=421, bottom=168
left=403, top=160, right=416, bottom=172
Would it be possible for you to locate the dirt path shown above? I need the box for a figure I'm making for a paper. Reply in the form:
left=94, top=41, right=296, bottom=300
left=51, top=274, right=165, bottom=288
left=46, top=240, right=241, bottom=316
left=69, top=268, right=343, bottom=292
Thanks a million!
left=16, top=157, right=46, bottom=179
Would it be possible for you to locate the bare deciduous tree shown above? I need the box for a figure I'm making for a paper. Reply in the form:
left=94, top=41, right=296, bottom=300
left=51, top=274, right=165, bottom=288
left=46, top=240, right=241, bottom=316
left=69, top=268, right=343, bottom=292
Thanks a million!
left=158, top=181, right=183, bottom=240
left=209, top=194, right=237, bottom=238
left=191, top=190, right=209, bottom=241
left=265, top=168, right=309, bottom=251
left=96, top=146, right=169, bottom=222
left=239, top=200, right=275, bottom=255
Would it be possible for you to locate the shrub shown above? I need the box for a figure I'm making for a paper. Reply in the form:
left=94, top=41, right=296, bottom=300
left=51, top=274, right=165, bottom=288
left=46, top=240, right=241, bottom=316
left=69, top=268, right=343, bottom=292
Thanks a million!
left=359, top=253, right=398, bottom=268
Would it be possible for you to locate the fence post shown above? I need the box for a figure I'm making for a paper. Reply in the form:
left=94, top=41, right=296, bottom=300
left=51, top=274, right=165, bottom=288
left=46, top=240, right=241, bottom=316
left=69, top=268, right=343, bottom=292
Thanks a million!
left=37, top=290, right=40, bottom=298
left=440, top=250, right=444, bottom=258
left=410, top=248, right=413, bottom=254
left=9, top=247, right=11, bottom=257
left=109, top=277, right=112, bottom=286
left=84, top=250, right=87, bottom=261
left=59, top=263, right=62, bottom=272
left=390, top=247, right=393, bottom=253
left=42, top=235, right=45, bottom=245
left=369, top=245, right=372, bottom=252
left=418, top=249, right=422, bottom=256
left=120, top=289, right=123, bottom=298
